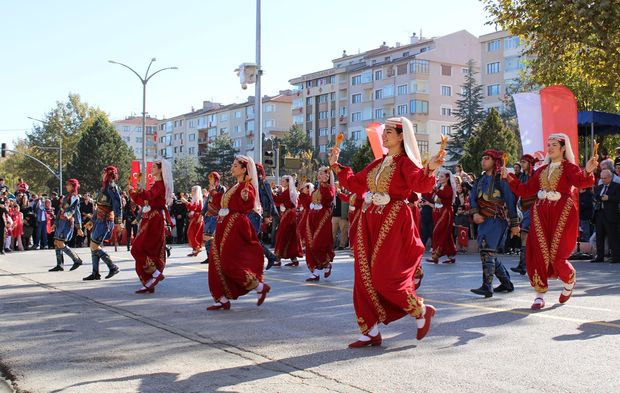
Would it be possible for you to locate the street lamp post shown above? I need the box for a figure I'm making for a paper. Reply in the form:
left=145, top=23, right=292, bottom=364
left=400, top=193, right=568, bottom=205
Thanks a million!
left=255, top=0, right=262, bottom=163
left=27, top=116, right=63, bottom=193
left=108, top=58, right=178, bottom=186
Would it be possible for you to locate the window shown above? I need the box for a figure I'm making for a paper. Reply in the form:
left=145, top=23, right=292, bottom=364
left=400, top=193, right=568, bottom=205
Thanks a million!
left=441, top=85, right=452, bottom=96
left=397, top=84, right=408, bottom=96
left=173, top=134, right=178, bottom=141
left=441, top=65, right=452, bottom=76
left=330, top=108, right=336, bottom=118
left=351, top=75, right=362, bottom=85
left=410, top=59, right=430, bottom=74
left=207, top=127, right=217, bottom=137
left=293, top=98, right=303, bottom=109
left=293, top=115, right=304, bottom=124
left=122, top=126, right=129, bottom=132
left=339, top=107, right=347, bottom=116
left=319, top=144, right=327, bottom=153
left=361, top=70, right=372, bottom=84
left=410, top=100, right=429, bottom=114
left=375, top=89, right=383, bottom=100
left=402, top=51, right=409, bottom=57
left=374, top=70, right=383, bottom=80
left=362, top=107, right=372, bottom=120
left=374, top=108, right=385, bottom=119
left=174, top=147, right=178, bottom=154
left=233, top=139, right=241, bottom=148
left=189, top=134, right=196, bottom=142
left=383, top=84, right=394, bottom=97
left=319, top=128, right=328, bottom=136
left=487, top=39, right=500, bottom=52
left=319, top=111, right=328, bottom=119
left=135, top=148, right=143, bottom=156
left=504, top=36, right=520, bottom=50
left=330, top=92, right=336, bottom=101
left=441, top=106, right=452, bottom=116
left=264, top=104, right=275, bottom=112
left=136, top=136, right=143, bottom=143
left=397, top=105, right=408, bottom=115
left=179, top=120, right=183, bottom=127
left=351, top=93, right=362, bottom=104
left=306, top=97, right=314, bottom=105
left=318, top=94, right=328, bottom=104
left=384, top=56, right=391, bottom=62
left=418, top=140, right=429, bottom=155
left=136, top=127, right=142, bottom=132
left=220, top=127, right=228, bottom=134
left=189, top=147, right=195, bottom=155
left=331, top=126, right=337, bottom=135
left=234, top=111, right=241, bottom=118
left=441, top=125, right=452, bottom=135
left=397, top=63, right=407, bottom=75
left=486, top=62, right=500, bottom=74
left=462, top=67, right=470, bottom=75
left=265, top=120, right=275, bottom=127
left=504, top=56, right=525, bottom=72
left=352, top=130, right=361, bottom=140
left=411, top=80, right=429, bottom=93
left=123, top=136, right=131, bottom=143
left=351, top=112, right=362, bottom=122
left=246, top=106, right=254, bottom=117
left=220, top=113, right=228, bottom=121
left=233, top=125, right=240, bottom=133
left=487, top=84, right=501, bottom=96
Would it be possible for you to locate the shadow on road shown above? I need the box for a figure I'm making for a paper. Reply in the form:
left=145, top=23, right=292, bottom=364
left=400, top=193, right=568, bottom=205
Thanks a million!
left=552, top=319, right=620, bottom=342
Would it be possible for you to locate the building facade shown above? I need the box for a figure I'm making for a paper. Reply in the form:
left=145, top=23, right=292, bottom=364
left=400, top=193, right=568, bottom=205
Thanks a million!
left=289, top=30, right=481, bottom=160
left=479, top=31, right=527, bottom=112
left=112, top=116, right=160, bottom=160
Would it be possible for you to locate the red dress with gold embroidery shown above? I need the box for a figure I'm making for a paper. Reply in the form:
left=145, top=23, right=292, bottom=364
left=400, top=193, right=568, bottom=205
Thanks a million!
left=185, top=200, right=204, bottom=251
left=507, top=161, right=594, bottom=292
left=273, top=188, right=303, bottom=259
left=304, top=183, right=335, bottom=271
left=334, top=153, right=435, bottom=334
left=129, top=180, right=167, bottom=285
left=297, top=192, right=312, bottom=249
left=208, top=181, right=264, bottom=301
left=431, top=185, right=457, bottom=260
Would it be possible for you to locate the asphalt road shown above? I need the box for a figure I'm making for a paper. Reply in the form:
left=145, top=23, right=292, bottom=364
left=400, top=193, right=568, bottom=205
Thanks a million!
left=1, top=245, right=619, bottom=393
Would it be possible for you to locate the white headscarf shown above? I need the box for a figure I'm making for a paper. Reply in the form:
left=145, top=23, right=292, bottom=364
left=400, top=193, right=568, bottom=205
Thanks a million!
left=235, top=155, right=262, bottom=214
left=158, top=159, right=175, bottom=206
left=282, top=175, right=298, bottom=206
left=191, top=185, right=203, bottom=209
left=318, top=166, right=336, bottom=205
left=441, top=169, right=457, bottom=203
left=544, top=133, right=575, bottom=165
left=304, top=182, right=315, bottom=194
left=386, top=117, right=422, bottom=167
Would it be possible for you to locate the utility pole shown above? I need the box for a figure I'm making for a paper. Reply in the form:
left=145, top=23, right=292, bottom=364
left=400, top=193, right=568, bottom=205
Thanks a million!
left=254, top=0, right=262, bottom=163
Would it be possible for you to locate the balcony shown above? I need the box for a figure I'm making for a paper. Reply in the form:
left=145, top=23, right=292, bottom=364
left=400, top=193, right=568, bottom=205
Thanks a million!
left=338, top=116, right=347, bottom=125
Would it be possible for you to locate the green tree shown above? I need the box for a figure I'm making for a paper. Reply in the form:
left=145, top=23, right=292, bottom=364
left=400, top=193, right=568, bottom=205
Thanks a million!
left=66, top=115, right=134, bottom=193
left=447, top=59, right=485, bottom=163
left=280, top=124, right=313, bottom=157
left=350, top=139, right=375, bottom=173
left=460, top=109, right=519, bottom=174
left=482, top=0, right=620, bottom=112
left=172, top=155, right=200, bottom=194
left=338, top=137, right=359, bottom=167
left=23, top=94, right=108, bottom=192
left=197, top=134, right=238, bottom=187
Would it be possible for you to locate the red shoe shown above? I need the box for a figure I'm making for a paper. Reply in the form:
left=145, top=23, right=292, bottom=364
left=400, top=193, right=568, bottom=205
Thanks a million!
left=530, top=297, right=545, bottom=310
left=324, top=263, right=333, bottom=278
left=416, top=305, right=436, bottom=340
left=559, top=283, right=575, bottom=304
left=348, top=332, right=382, bottom=348
left=415, top=274, right=424, bottom=290
left=257, top=283, right=271, bottom=306
left=426, top=258, right=438, bottom=264
left=305, top=275, right=320, bottom=282
left=207, top=302, right=231, bottom=311
left=135, top=287, right=155, bottom=294
left=187, top=252, right=197, bottom=257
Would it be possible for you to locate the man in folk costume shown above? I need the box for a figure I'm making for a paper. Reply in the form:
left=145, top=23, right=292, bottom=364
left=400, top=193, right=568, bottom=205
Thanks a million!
left=330, top=117, right=443, bottom=347
left=504, top=133, right=597, bottom=309
left=469, top=149, right=519, bottom=298
left=250, top=163, right=278, bottom=269
left=510, top=154, right=539, bottom=275
left=83, top=166, right=122, bottom=280
left=49, top=179, right=84, bottom=272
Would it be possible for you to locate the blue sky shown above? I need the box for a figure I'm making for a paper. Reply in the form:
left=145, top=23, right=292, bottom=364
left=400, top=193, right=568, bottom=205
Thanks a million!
left=0, top=0, right=496, bottom=147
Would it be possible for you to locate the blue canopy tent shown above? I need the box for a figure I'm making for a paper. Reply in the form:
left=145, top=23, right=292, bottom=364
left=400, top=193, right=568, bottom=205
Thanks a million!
left=578, top=111, right=620, bottom=160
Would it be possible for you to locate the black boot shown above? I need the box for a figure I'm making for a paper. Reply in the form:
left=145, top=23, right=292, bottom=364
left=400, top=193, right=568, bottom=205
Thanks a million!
left=83, top=273, right=101, bottom=280
left=165, top=245, right=171, bottom=258
left=494, top=257, right=514, bottom=292
left=63, top=246, right=82, bottom=271
left=511, top=246, right=527, bottom=275
left=471, top=255, right=494, bottom=297
left=266, top=256, right=276, bottom=270
left=105, top=265, right=120, bottom=279
left=50, top=249, right=65, bottom=271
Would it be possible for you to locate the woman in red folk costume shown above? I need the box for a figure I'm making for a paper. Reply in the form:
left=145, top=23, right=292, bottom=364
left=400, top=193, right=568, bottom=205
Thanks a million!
left=330, top=117, right=444, bottom=347
left=427, top=170, right=458, bottom=264
left=273, top=175, right=303, bottom=266
left=304, top=167, right=336, bottom=282
left=129, top=159, right=174, bottom=294
left=207, top=155, right=271, bottom=310
left=502, top=133, right=598, bottom=309
left=184, top=185, right=204, bottom=257
left=297, top=182, right=314, bottom=251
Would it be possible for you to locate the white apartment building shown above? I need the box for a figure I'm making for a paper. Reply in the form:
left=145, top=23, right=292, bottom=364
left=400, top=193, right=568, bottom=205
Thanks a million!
left=289, top=30, right=481, bottom=160
left=112, top=116, right=160, bottom=160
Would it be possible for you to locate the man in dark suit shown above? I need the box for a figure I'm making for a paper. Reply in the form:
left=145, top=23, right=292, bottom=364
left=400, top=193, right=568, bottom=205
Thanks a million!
left=592, top=169, right=620, bottom=263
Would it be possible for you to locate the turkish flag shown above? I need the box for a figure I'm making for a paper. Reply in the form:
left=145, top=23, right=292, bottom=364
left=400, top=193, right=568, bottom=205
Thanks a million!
left=365, top=122, right=388, bottom=159
left=130, top=160, right=141, bottom=188
left=457, top=225, right=469, bottom=247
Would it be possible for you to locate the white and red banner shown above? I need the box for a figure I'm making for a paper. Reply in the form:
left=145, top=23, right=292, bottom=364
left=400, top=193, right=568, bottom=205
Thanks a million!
left=513, top=85, right=579, bottom=163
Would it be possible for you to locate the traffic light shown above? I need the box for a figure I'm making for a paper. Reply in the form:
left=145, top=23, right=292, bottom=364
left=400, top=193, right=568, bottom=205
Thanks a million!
left=263, top=149, right=274, bottom=168
left=279, top=144, right=287, bottom=169
left=1, top=143, right=6, bottom=158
